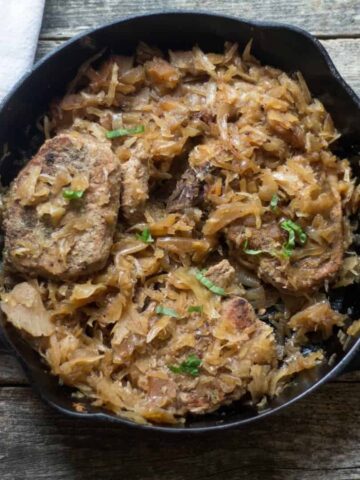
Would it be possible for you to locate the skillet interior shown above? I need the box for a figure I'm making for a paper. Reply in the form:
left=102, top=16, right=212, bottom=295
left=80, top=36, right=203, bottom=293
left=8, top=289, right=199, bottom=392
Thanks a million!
left=0, top=11, right=359, bottom=432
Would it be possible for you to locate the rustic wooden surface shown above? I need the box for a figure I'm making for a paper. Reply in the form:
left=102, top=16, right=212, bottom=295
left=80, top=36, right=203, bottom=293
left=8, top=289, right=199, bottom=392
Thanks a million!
left=1, top=1, right=360, bottom=479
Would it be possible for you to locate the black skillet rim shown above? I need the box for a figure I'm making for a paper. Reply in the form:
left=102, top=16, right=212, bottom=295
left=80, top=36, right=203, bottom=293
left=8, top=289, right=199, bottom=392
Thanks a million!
left=0, top=10, right=359, bottom=433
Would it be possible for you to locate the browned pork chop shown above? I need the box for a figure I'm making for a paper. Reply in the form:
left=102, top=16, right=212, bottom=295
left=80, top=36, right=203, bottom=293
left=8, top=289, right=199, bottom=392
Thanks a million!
left=4, top=131, right=121, bottom=280
left=227, top=200, right=344, bottom=294
left=139, top=296, right=276, bottom=417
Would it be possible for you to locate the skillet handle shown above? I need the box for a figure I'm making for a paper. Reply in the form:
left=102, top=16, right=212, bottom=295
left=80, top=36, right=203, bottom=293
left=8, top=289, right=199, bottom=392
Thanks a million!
left=0, top=324, right=12, bottom=354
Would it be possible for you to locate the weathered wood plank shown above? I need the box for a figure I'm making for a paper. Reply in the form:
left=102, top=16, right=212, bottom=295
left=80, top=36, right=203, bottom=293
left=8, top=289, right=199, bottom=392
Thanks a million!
left=36, top=39, right=63, bottom=59
left=0, top=384, right=359, bottom=480
left=320, top=38, right=360, bottom=95
left=40, top=0, right=360, bottom=39
left=35, top=38, right=360, bottom=97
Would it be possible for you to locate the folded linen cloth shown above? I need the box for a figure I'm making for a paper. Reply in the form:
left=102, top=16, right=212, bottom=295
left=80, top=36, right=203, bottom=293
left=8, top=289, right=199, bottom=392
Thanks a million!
left=0, top=0, right=45, bottom=101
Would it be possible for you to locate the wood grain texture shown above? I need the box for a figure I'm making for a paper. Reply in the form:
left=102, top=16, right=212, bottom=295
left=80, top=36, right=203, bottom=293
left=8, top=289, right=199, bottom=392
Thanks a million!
left=41, top=0, right=360, bottom=39
left=0, top=384, right=359, bottom=480
left=321, top=38, right=360, bottom=94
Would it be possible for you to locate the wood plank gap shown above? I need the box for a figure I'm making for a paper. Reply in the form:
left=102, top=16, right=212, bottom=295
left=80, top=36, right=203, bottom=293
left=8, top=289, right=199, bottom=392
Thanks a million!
left=39, top=35, right=72, bottom=41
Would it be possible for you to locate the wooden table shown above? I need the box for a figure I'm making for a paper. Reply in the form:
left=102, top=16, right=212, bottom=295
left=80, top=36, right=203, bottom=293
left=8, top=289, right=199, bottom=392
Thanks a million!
left=1, top=1, right=360, bottom=478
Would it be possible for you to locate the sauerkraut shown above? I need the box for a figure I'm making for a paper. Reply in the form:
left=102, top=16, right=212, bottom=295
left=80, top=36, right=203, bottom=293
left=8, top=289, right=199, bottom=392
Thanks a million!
left=1, top=41, right=359, bottom=425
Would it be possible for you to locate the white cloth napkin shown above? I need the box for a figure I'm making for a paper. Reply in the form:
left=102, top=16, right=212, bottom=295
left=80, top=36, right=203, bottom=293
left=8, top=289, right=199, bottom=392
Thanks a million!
left=0, top=0, right=45, bottom=101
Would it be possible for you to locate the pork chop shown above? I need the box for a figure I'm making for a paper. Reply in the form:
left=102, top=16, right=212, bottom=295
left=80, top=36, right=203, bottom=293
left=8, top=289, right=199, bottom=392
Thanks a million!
left=4, top=131, right=121, bottom=280
left=227, top=199, right=344, bottom=294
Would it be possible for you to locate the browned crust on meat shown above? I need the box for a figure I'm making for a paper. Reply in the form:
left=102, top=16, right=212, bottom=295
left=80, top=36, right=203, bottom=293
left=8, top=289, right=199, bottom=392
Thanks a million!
left=221, top=297, right=257, bottom=329
left=4, top=131, right=121, bottom=280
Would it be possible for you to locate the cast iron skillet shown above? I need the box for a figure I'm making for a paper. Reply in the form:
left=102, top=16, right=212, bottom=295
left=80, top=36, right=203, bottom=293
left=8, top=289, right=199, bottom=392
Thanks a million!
left=0, top=11, right=359, bottom=433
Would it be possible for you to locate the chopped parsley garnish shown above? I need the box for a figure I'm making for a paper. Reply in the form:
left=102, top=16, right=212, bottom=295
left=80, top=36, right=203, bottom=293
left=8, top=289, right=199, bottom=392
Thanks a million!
left=280, top=219, right=307, bottom=258
left=168, top=354, right=202, bottom=377
left=242, top=239, right=267, bottom=256
left=62, top=189, right=84, bottom=200
left=106, top=125, right=145, bottom=139
left=155, top=305, right=180, bottom=318
left=136, top=227, right=154, bottom=244
left=270, top=194, right=279, bottom=211
left=282, top=241, right=294, bottom=258
left=193, top=269, right=226, bottom=296
left=187, top=305, right=203, bottom=313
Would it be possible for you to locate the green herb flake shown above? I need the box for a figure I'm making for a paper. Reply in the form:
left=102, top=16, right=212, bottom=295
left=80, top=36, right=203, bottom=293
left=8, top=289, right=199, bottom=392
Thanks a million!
left=280, top=219, right=307, bottom=258
left=270, top=194, right=279, bottom=211
left=193, top=269, right=226, bottom=296
left=136, top=227, right=154, bottom=244
left=282, top=242, right=294, bottom=258
left=187, top=305, right=203, bottom=313
left=242, top=239, right=266, bottom=256
left=106, top=125, right=145, bottom=139
left=155, top=305, right=180, bottom=318
left=62, top=189, right=84, bottom=200
left=168, top=354, right=202, bottom=377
